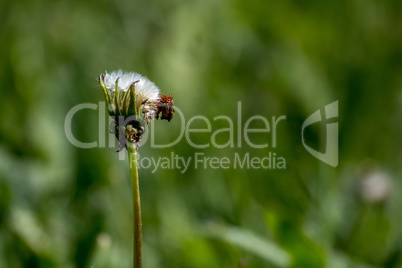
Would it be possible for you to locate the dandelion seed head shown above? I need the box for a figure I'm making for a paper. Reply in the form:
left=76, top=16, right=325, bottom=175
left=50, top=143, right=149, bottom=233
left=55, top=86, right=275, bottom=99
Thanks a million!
left=103, top=70, right=160, bottom=103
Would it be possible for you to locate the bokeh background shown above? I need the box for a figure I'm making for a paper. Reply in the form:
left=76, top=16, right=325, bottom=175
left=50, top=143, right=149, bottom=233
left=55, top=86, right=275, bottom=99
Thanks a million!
left=1, top=0, right=402, bottom=267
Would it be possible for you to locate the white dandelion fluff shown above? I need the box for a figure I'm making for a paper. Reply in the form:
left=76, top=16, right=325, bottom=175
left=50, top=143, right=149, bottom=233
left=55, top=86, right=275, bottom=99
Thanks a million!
left=103, top=70, right=160, bottom=103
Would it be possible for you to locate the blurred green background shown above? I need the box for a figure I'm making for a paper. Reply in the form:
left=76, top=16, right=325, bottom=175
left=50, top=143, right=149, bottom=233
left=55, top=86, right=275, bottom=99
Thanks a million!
left=1, top=0, right=402, bottom=267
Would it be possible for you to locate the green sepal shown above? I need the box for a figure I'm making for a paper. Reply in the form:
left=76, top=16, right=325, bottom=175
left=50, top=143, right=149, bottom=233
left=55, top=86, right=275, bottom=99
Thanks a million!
left=99, top=74, right=111, bottom=108
left=127, top=82, right=137, bottom=116
left=122, top=88, right=131, bottom=116
left=114, top=77, right=121, bottom=115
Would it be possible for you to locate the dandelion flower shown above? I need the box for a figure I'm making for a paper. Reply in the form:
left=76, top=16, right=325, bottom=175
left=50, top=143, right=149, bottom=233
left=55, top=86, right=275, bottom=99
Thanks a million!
left=99, top=70, right=161, bottom=120
left=98, top=70, right=174, bottom=147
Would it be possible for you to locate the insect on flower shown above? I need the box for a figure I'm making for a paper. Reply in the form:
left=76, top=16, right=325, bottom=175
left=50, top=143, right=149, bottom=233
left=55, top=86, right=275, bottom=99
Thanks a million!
left=156, top=94, right=174, bottom=122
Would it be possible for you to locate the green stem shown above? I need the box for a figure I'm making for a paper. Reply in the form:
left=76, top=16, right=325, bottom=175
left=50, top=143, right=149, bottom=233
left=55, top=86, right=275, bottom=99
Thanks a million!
left=127, top=144, right=142, bottom=268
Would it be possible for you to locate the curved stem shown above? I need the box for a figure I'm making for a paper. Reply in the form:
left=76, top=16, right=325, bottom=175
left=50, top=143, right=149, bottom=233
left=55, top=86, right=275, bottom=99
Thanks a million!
left=127, top=145, right=142, bottom=268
